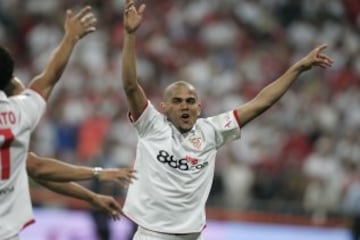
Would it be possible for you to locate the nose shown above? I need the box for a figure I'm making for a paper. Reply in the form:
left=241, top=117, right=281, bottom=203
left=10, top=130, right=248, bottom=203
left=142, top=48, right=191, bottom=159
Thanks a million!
left=179, top=101, right=189, bottom=109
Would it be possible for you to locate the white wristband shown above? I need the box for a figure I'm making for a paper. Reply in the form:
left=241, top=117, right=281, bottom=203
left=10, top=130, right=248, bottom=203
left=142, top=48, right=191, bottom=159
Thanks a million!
left=93, top=167, right=103, bottom=180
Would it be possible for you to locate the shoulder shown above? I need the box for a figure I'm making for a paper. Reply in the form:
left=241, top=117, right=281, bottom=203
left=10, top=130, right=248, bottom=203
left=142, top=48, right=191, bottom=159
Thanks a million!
left=133, top=101, right=163, bottom=124
left=9, top=89, right=46, bottom=109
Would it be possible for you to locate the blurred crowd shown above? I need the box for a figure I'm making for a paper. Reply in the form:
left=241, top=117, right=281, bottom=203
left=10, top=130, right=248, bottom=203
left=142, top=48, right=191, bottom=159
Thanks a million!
left=1, top=0, right=359, bottom=220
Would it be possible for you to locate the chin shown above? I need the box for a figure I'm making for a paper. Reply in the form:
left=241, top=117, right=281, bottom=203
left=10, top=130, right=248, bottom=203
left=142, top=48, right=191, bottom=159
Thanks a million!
left=178, top=126, right=192, bottom=133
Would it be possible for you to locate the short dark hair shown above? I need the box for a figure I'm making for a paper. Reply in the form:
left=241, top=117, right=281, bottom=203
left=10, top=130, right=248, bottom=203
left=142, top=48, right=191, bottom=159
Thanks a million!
left=0, top=46, right=14, bottom=91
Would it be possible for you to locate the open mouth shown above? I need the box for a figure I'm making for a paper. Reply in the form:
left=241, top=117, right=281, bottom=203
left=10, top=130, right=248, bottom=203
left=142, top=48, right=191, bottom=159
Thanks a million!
left=181, top=113, right=190, bottom=119
left=180, top=113, right=190, bottom=123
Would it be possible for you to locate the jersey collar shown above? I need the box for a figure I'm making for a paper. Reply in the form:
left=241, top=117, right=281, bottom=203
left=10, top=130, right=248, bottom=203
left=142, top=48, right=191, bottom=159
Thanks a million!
left=0, top=91, right=8, bottom=101
left=167, top=119, right=197, bottom=138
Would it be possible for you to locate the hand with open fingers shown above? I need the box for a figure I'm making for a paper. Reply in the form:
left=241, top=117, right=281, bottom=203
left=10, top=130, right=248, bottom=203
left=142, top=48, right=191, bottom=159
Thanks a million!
left=65, top=6, right=97, bottom=41
left=91, top=194, right=122, bottom=221
left=99, top=167, right=137, bottom=188
left=124, top=0, right=146, bottom=33
left=297, top=44, right=334, bottom=71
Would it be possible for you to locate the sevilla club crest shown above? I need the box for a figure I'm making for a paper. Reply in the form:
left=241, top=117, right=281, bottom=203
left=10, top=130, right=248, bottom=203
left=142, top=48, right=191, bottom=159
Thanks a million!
left=189, top=137, right=202, bottom=149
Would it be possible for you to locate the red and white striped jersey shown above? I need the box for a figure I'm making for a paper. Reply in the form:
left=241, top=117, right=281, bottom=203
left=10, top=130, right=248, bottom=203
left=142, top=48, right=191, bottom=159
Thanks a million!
left=123, top=102, right=241, bottom=233
left=0, top=89, right=46, bottom=239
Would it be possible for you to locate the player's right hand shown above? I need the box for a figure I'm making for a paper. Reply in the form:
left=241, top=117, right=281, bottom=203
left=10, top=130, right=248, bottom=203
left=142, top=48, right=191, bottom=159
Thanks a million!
left=99, top=167, right=137, bottom=188
left=124, top=0, right=146, bottom=33
left=296, top=44, right=333, bottom=71
left=90, top=194, right=122, bottom=220
left=64, top=6, right=97, bottom=41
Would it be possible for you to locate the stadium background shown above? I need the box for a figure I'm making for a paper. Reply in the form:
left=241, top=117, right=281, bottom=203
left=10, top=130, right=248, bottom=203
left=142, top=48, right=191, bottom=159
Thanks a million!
left=0, top=0, right=359, bottom=239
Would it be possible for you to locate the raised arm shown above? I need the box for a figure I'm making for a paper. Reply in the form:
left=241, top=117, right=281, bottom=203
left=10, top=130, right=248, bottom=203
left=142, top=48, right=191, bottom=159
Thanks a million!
left=236, top=44, right=333, bottom=127
left=28, top=6, right=96, bottom=100
left=26, top=152, right=135, bottom=187
left=31, top=178, right=121, bottom=220
left=122, top=0, right=147, bottom=119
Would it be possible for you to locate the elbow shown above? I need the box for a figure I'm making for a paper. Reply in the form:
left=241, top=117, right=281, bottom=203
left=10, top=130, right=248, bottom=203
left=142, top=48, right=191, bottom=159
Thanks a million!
left=123, top=84, right=136, bottom=93
left=256, top=102, right=272, bottom=117
left=261, top=101, right=273, bottom=111
left=123, top=82, right=140, bottom=96
left=121, top=71, right=138, bottom=92
left=255, top=92, right=277, bottom=110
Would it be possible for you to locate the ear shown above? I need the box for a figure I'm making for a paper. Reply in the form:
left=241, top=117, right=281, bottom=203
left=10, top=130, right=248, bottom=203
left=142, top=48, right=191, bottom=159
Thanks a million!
left=197, top=102, right=202, bottom=117
left=160, top=102, right=166, bottom=114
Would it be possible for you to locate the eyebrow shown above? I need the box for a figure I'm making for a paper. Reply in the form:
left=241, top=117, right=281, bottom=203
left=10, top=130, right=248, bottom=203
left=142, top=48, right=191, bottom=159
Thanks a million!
left=171, top=97, right=197, bottom=102
left=172, top=96, right=196, bottom=99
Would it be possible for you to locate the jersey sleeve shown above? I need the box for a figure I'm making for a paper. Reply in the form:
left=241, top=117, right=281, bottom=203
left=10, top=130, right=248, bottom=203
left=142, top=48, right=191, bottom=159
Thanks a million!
left=11, top=89, right=46, bottom=131
left=206, top=110, right=241, bottom=148
left=130, top=101, right=163, bottom=137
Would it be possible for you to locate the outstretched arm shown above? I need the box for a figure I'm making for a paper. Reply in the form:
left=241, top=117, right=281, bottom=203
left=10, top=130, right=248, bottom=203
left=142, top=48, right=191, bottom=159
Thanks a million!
left=29, top=6, right=97, bottom=100
left=31, top=178, right=121, bottom=220
left=122, top=0, right=147, bottom=120
left=27, top=152, right=136, bottom=188
left=236, top=44, right=333, bottom=127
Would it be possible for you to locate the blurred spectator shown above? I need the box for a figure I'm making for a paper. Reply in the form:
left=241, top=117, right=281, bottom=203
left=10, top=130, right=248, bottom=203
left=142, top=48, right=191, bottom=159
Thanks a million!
left=77, top=108, right=111, bottom=162
left=222, top=155, right=254, bottom=209
left=341, top=159, right=360, bottom=240
left=89, top=143, right=124, bottom=240
left=302, top=135, right=345, bottom=220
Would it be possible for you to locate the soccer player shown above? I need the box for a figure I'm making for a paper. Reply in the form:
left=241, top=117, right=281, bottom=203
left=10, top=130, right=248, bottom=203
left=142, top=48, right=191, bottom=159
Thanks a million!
left=121, top=0, right=333, bottom=239
left=9, top=65, right=135, bottom=221
left=0, top=6, right=97, bottom=240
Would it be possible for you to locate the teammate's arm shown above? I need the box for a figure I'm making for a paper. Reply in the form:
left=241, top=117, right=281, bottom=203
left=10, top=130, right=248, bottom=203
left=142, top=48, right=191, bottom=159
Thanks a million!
left=235, top=44, right=333, bottom=127
left=27, top=152, right=135, bottom=187
left=28, top=6, right=96, bottom=100
left=122, top=0, right=147, bottom=120
left=30, top=178, right=121, bottom=220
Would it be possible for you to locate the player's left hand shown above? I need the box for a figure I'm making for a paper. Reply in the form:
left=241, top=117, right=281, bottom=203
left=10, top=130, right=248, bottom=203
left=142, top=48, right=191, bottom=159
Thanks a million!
left=90, top=194, right=122, bottom=220
left=296, top=44, right=333, bottom=71
left=64, top=6, right=97, bottom=41
left=99, top=167, right=137, bottom=188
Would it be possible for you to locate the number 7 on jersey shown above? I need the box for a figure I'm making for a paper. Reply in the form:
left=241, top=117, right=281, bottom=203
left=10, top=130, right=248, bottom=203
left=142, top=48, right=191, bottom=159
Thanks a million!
left=0, top=129, right=14, bottom=180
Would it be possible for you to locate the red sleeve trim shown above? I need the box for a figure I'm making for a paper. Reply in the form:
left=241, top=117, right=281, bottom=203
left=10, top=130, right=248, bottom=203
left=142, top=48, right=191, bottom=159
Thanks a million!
left=22, top=219, right=35, bottom=230
left=201, top=223, right=207, bottom=232
left=233, top=109, right=241, bottom=128
left=128, top=100, right=149, bottom=123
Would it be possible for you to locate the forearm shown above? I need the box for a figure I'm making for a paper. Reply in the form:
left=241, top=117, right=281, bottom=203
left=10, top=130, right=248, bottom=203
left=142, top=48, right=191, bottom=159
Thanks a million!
left=121, top=31, right=147, bottom=117
left=44, top=34, right=77, bottom=81
left=255, top=63, right=303, bottom=109
left=33, top=178, right=96, bottom=203
left=27, top=152, right=95, bottom=181
left=122, top=32, right=138, bottom=92
left=237, top=63, right=304, bottom=126
left=29, top=34, right=77, bottom=98
left=237, top=44, right=332, bottom=127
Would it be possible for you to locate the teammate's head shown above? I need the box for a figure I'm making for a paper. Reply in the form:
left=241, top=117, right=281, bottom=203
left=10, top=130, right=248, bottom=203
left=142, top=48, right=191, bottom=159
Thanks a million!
left=0, top=46, right=15, bottom=91
left=160, top=81, right=201, bottom=133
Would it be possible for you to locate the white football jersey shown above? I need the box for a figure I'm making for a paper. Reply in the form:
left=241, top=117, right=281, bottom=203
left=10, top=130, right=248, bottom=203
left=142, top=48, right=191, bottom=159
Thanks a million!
left=0, top=90, right=46, bottom=239
left=123, top=102, right=241, bottom=233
